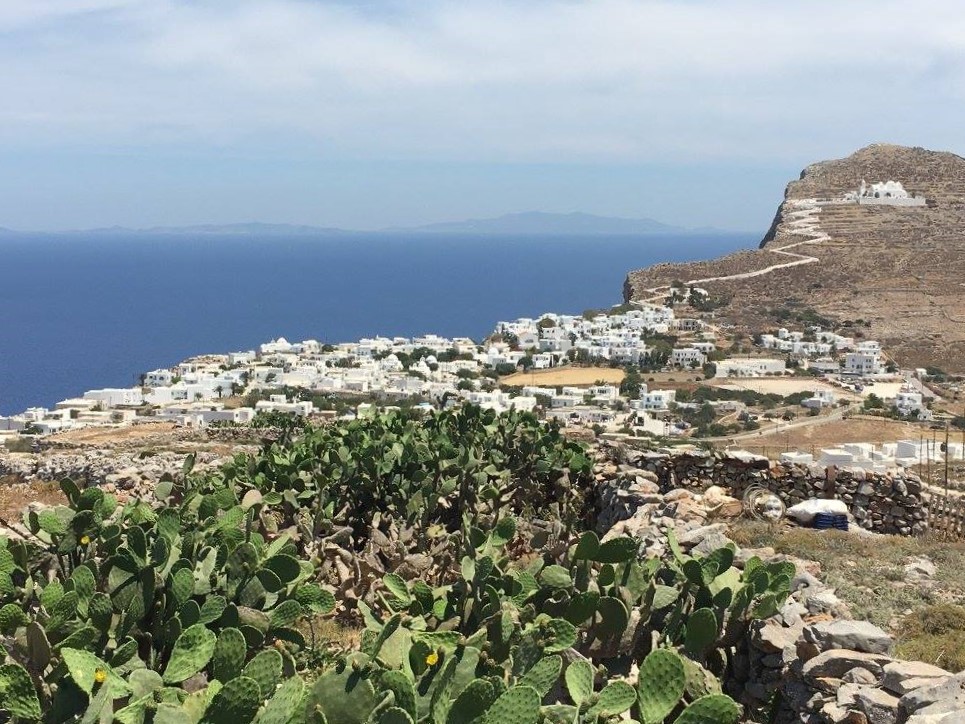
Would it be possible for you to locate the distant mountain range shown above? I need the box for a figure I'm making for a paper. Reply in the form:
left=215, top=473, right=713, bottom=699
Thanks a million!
left=0, top=212, right=739, bottom=237
left=391, top=211, right=701, bottom=235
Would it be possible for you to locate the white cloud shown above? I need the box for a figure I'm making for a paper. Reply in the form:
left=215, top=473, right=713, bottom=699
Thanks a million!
left=1, top=0, right=964, bottom=162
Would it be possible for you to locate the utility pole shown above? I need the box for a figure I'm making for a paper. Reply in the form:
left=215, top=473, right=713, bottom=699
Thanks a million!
left=945, top=422, right=951, bottom=498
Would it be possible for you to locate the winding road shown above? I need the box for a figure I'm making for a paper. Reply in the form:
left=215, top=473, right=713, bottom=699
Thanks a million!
left=635, top=199, right=829, bottom=304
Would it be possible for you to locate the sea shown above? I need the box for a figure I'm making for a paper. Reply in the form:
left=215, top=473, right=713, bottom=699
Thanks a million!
left=0, top=232, right=753, bottom=415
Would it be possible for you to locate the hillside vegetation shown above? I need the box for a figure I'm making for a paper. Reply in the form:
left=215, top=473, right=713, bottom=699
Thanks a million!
left=0, top=405, right=793, bottom=723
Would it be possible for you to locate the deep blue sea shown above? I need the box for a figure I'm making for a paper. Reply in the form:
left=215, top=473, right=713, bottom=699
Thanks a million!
left=0, top=232, right=752, bottom=414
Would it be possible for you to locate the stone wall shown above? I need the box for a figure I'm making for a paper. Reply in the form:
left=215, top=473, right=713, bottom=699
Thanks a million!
left=747, top=605, right=960, bottom=723
left=615, top=447, right=927, bottom=535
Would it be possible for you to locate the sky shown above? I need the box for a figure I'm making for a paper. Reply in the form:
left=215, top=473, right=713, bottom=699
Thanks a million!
left=1, top=0, right=964, bottom=232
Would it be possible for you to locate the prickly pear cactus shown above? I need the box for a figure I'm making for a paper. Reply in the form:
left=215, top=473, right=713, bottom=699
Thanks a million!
left=485, top=685, right=540, bottom=724
left=304, top=665, right=378, bottom=724
left=518, top=655, right=562, bottom=698
left=586, top=680, right=637, bottom=718
left=0, top=602, right=26, bottom=633
left=243, top=648, right=283, bottom=698
left=683, top=608, right=718, bottom=655
left=253, top=676, right=305, bottom=724
left=447, top=678, right=496, bottom=723
left=211, top=627, right=248, bottom=683
left=637, top=649, right=687, bottom=724
left=674, top=693, right=740, bottom=724
left=204, top=675, right=263, bottom=724
left=565, top=660, right=594, bottom=706
left=0, top=663, right=42, bottom=720
left=163, top=624, right=217, bottom=683
left=378, top=707, right=415, bottom=724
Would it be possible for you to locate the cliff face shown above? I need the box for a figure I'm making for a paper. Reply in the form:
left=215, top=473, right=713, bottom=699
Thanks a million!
left=624, top=144, right=965, bottom=372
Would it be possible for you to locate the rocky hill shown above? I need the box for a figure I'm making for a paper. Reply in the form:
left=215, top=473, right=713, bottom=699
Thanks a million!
left=623, top=144, right=965, bottom=372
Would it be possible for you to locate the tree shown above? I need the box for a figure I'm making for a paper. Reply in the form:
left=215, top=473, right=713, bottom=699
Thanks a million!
left=519, top=355, right=534, bottom=371
left=215, top=385, right=224, bottom=399
left=619, top=367, right=643, bottom=398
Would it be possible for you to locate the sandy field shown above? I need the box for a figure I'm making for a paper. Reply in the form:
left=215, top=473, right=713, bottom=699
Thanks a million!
left=860, top=382, right=905, bottom=400
left=500, top=367, right=625, bottom=387
left=712, top=378, right=858, bottom=399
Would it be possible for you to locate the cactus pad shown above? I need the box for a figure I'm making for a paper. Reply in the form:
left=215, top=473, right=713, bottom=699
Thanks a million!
left=447, top=678, right=495, bottom=724
left=564, top=660, right=594, bottom=706
left=518, top=655, right=562, bottom=697
left=539, top=565, right=572, bottom=589
left=674, top=694, right=740, bottom=724
left=571, top=530, right=600, bottom=560
left=253, top=676, right=304, bottom=724
left=379, top=670, right=417, bottom=718
left=305, top=667, right=378, bottom=724
left=587, top=680, right=636, bottom=718
left=681, top=656, right=721, bottom=700
left=243, top=649, right=283, bottom=698
left=637, top=649, right=686, bottom=724
left=211, top=627, right=247, bottom=683
left=542, top=618, right=578, bottom=653
left=379, top=707, right=415, bottom=724
left=61, top=648, right=130, bottom=698
left=485, top=685, right=540, bottom=724
left=295, top=584, right=336, bottom=614
left=204, top=675, right=262, bottom=724
left=684, top=608, right=718, bottom=655
left=564, top=591, right=600, bottom=626
left=162, top=624, right=217, bottom=683
left=594, top=536, right=639, bottom=563
left=0, top=663, right=42, bottom=720
left=0, top=602, right=26, bottom=633
left=596, top=595, right=630, bottom=638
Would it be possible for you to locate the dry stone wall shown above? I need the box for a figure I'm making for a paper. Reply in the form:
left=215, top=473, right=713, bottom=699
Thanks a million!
left=615, top=447, right=927, bottom=535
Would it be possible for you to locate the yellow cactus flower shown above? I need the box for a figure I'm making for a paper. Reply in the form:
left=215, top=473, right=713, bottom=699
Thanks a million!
left=80, top=535, right=91, bottom=545
left=425, top=652, right=439, bottom=666
left=94, top=668, right=107, bottom=684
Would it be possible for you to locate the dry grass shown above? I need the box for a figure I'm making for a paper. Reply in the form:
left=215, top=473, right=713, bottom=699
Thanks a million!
left=0, top=476, right=66, bottom=519
left=728, top=521, right=965, bottom=632
left=896, top=604, right=965, bottom=671
left=500, top=367, right=625, bottom=387
left=48, top=422, right=177, bottom=445
left=739, top=417, right=926, bottom=456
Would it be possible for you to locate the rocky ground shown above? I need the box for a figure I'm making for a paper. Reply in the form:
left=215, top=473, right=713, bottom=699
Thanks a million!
left=589, top=445, right=965, bottom=722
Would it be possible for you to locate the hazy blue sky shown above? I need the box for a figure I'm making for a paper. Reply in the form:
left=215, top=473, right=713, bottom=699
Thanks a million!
left=1, top=0, right=963, bottom=232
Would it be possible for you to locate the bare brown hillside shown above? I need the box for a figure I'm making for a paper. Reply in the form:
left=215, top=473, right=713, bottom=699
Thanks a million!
left=623, top=144, right=965, bottom=372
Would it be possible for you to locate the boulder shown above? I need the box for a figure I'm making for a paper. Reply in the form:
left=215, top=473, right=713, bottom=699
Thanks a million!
left=843, top=667, right=880, bottom=685
left=883, top=661, right=951, bottom=697
left=692, top=530, right=736, bottom=556
left=904, top=557, right=937, bottom=579
left=898, top=672, right=965, bottom=721
left=856, top=687, right=899, bottom=724
left=752, top=619, right=803, bottom=654
left=905, top=712, right=965, bottom=723
left=805, top=620, right=893, bottom=654
left=676, top=523, right=727, bottom=547
left=802, top=650, right=892, bottom=681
